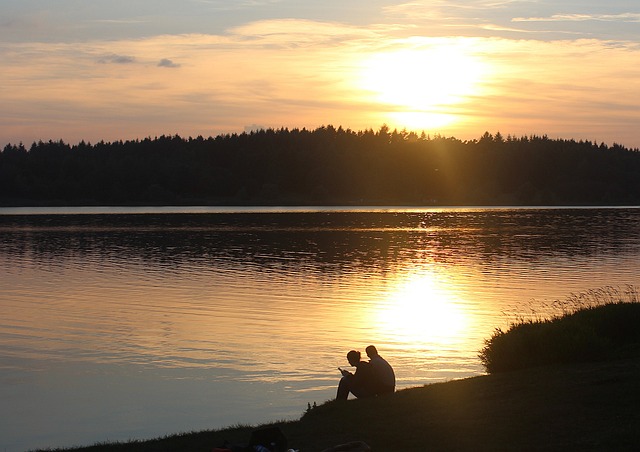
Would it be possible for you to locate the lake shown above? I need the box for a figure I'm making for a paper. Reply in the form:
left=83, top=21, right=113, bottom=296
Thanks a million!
left=1, top=206, right=639, bottom=451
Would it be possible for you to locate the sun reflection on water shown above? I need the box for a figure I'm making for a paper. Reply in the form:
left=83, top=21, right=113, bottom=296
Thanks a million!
left=375, top=271, right=469, bottom=348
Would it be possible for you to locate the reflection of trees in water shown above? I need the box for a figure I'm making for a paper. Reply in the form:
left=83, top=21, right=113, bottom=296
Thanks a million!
left=1, top=209, right=639, bottom=274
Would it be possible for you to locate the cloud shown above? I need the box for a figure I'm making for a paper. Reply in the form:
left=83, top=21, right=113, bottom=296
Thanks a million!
left=89, top=19, right=148, bottom=25
left=228, top=18, right=379, bottom=48
left=383, top=0, right=524, bottom=17
left=244, top=124, right=267, bottom=133
left=191, top=0, right=282, bottom=8
left=158, top=58, right=181, bottom=68
left=514, top=13, right=640, bottom=23
left=99, top=54, right=136, bottom=64
left=380, top=0, right=547, bottom=38
left=381, top=1, right=640, bottom=40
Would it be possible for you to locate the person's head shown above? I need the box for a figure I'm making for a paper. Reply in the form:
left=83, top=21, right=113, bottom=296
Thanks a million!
left=365, top=345, right=379, bottom=358
left=346, top=350, right=361, bottom=366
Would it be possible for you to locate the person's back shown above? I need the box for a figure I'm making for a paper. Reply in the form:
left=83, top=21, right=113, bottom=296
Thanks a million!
left=366, top=345, right=395, bottom=394
left=352, top=360, right=378, bottom=395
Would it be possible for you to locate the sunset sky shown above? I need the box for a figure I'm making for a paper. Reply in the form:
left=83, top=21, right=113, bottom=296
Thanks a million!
left=2, top=0, right=639, bottom=148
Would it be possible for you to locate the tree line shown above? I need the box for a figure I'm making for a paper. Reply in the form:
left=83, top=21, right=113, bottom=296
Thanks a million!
left=1, top=126, right=639, bottom=206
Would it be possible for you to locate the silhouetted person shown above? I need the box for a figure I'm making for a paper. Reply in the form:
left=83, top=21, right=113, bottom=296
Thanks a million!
left=336, top=350, right=378, bottom=400
left=366, top=345, right=395, bottom=394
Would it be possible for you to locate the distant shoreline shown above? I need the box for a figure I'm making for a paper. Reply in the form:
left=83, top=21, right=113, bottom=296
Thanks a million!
left=4, top=131, right=640, bottom=207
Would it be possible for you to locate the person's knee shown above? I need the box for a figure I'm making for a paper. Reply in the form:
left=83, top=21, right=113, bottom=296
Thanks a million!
left=336, top=377, right=351, bottom=400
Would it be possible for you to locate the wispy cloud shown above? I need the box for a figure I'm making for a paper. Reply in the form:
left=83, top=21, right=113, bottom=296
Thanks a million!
left=384, top=0, right=527, bottom=17
left=381, top=0, right=547, bottom=39
left=99, top=54, right=136, bottom=64
left=514, top=13, right=640, bottom=22
left=89, top=19, right=149, bottom=24
left=191, top=0, right=282, bottom=6
left=229, top=19, right=380, bottom=47
left=381, top=1, right=640, bottom=40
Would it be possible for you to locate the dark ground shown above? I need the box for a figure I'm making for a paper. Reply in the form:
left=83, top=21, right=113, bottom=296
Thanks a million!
left=47, top=353, right=640, bottom=452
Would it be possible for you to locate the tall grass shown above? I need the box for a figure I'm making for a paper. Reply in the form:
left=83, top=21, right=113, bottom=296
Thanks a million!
left=480, top=285, right=640, bottom=374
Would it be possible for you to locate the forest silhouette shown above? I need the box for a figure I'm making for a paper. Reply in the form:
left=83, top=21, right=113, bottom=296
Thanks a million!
left=1, top=126, right=639, bottom=206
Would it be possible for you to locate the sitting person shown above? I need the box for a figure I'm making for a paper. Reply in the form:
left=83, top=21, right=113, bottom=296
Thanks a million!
left=366, top=345, right=396, bottom=394
left=336, top=350, right=378, bottom=400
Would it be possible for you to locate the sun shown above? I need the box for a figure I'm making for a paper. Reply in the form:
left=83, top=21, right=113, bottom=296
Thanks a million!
left=357, top=40, right=490, bottom=129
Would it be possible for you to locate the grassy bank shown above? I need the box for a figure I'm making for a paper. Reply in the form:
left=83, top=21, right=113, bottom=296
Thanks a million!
left=41, top=294, right=640, bottom=452
left=480, top=289, right=640, bottom=373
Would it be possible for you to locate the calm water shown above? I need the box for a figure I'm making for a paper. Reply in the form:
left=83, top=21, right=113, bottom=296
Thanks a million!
left=1, top=206, right=639, bottom=451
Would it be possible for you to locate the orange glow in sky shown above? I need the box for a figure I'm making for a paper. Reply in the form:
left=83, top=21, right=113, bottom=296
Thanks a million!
left=1, top=2, right=639, bottom=148
left=356, top=39, right=492, bottom=130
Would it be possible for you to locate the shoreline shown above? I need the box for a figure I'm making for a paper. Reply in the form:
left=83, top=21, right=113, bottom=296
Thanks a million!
left=44, top=354, right=640, bottom=452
